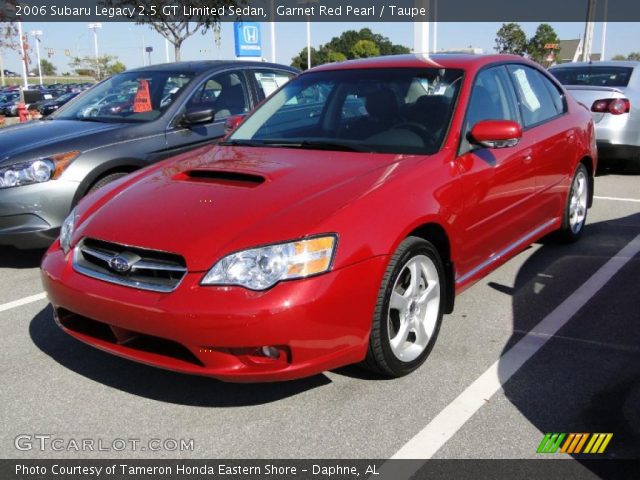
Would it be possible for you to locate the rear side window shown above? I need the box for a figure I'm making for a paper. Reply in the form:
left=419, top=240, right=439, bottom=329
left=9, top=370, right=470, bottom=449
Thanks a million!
left=550, top=66, right=633, bottom=87
left=507, top=65, right=560, bottom=128
left=254, top=70, right=296, bottom=100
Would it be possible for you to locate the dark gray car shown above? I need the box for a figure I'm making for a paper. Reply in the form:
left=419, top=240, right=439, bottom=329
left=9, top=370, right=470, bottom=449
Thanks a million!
left=0, top=61, right=298, bottom=249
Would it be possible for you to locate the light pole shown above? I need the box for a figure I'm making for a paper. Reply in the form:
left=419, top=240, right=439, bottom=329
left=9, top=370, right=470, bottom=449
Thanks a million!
left=17, top=21, right=28, bottom=89
left=0, top=50, right=5, bottom=87
left=297, top=0, right=318, bottom=69
left=601, top=0, right=608, bottom=61
left=413, top=0, right=431, bottom=55
left=270, top=0, right=276, bottom=62
left=30, top=30, right=43, bottom=85
left=88, top=23, right=102, bottom=79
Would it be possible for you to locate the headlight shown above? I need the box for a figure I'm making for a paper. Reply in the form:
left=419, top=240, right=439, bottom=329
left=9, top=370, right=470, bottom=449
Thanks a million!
left=60, top=208, right=77, bottom=254
left=201, top=235, right=337, bottom=290
left=0, top=151, right=80, bottom=189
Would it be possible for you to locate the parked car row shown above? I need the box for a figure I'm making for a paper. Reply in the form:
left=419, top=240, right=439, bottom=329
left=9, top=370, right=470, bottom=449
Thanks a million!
left=2, top=54, right=594, bottom=383
left=0, top=82, right=95, bottom=117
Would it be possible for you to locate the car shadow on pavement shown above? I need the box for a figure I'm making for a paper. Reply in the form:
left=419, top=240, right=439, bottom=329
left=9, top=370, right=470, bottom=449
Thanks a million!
left=0, top=247, right=46, bottom=269
left=28, top=305, right=331, bottom=407
left=494, top=211, right=640, bottom=469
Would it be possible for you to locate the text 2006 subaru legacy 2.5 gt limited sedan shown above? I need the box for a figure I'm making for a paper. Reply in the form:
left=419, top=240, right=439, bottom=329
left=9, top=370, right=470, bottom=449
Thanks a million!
left=41, top=54, right=597, bottom=382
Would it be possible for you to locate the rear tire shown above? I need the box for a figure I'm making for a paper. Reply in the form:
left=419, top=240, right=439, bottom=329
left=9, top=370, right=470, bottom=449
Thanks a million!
left=363, top=237, right=446, bottom=378
left=556, top=163, right=590, bottom=243
left=87, top=172, right=129, bottom=195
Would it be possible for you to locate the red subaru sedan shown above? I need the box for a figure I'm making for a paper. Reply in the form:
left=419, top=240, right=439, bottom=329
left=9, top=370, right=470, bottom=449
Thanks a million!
left=41, top=54, right=596, bottom=382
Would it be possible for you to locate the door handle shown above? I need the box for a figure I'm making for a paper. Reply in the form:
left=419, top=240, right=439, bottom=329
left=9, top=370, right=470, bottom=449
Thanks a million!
left=522, top=154, right=533, bottom=164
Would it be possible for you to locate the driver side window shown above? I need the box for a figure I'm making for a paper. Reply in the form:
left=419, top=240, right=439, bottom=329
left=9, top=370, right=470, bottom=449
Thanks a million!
left=466, top=66, right=519, bottom=131
left=187, top=71, right=249, bottom=121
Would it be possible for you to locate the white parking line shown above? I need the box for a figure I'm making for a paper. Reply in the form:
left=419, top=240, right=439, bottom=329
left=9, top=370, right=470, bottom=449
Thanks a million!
left=595, top=195, right=640, bottom=203
left=0, top=292, right=47, bottom=313
left=390, top=233, right=640, bottom=463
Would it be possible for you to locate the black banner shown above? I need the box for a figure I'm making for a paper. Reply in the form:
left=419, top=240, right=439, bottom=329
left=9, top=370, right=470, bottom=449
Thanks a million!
left=1, top=0, right=639, bottom=22
left=3, top=459, right=640, bottom=480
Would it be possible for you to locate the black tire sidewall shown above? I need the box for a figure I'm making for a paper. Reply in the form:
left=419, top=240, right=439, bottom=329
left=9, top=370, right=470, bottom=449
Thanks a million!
left=87, top=172, right=128, bottom=195
left=370, top=237, right=446, bottom=377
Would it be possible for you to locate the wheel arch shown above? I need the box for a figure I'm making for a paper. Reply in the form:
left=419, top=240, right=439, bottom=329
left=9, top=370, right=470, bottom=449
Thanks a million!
left=71, top=158, right=145, bottom=207
left=579, top=155, right=595, bottom=208
left=406, top=222, right=456, bottom=314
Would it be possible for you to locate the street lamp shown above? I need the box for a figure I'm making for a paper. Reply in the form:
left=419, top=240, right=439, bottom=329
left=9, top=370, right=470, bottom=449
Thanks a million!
left=297, top=0, right=318, bottom=69
left=88, top=23, right=102, bottom=79
left=30, top=30, right=43, bottom=85
left=17, top=21, right=28, bottom=89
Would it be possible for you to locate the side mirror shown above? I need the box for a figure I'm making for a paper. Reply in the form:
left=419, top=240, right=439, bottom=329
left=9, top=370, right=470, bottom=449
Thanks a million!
left=181, top=108, right=215, bottom=126
left=470, top=120, right=522, bottom=149
left=224, top=114, right=246, bottom=136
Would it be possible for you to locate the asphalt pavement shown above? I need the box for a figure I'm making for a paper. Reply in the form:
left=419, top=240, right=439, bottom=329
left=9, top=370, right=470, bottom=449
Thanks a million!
left=1, top=169, right=639, bottom=463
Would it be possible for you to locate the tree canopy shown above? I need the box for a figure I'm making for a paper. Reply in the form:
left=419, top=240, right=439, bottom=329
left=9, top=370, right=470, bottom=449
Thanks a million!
left=527, top=24, right=560, bottom=64
left=291, top=28, right=410, bottom=70
left=70, top=55, right=126, bottom=79
left=104, top=0, right=242, bottom=61
left=495, top=23, right=528, bottom=56
left=494, top=23, right=560, bottom=66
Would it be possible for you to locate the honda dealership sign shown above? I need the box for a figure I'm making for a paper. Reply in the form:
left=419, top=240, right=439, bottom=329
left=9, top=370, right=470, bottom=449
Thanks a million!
left=234, top=22, right=262, bottom=59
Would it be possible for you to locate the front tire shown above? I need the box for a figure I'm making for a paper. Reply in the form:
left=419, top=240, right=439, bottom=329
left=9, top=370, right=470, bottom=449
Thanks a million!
left=364, top=237, right=446, bottom=377
left=87, top=172, right=129, bottom=195
left=556, top=163, right=590, bottom=242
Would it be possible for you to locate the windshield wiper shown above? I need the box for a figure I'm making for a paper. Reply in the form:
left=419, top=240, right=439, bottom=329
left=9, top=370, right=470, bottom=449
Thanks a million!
left=219, top=139, right=266, bottom=147
left=260, top=140, right=368, bottom=152
left=75, top=117, right=108, bottom=123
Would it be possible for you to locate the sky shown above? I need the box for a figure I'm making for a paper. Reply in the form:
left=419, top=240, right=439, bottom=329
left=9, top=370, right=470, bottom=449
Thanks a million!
left=2, top=21, right=639, bottom=75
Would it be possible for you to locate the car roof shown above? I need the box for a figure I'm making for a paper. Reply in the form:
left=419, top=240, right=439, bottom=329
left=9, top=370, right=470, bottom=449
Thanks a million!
left=550, top=61, right=640, bottom=69
left=125, top=60, right=299, bottom=74
left=308, top=53, right=533, bottom=72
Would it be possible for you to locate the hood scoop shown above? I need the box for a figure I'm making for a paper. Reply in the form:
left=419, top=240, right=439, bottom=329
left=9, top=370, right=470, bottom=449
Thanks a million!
left=179, top=170, right=266, bottom=188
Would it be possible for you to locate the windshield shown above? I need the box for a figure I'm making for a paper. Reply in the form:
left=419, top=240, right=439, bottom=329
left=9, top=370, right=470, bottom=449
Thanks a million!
left=550, top=66, right=634, bottom=88
left=229, top=68, right=464, bottom=155
left=52, top=70, right=195, bottom=123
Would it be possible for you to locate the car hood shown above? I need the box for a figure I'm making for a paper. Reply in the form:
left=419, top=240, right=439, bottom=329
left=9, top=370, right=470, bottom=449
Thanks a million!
left=76, top=145, right=406, bottom=271
left=0, top=119, right=126, bottom=162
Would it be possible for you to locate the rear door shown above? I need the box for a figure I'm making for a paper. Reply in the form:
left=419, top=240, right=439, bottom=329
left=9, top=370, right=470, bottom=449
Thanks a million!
left=506, top=64, right=575, bottom=218
left=455, top=65, right=537, bottom=280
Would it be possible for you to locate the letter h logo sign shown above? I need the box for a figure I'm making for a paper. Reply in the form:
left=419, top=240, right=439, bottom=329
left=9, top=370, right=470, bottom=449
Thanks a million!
left=243, top=26, right=259, bottom=44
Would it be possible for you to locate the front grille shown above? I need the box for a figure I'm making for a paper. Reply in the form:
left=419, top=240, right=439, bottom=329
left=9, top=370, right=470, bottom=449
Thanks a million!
left=73, top=238, right=187, bottom=292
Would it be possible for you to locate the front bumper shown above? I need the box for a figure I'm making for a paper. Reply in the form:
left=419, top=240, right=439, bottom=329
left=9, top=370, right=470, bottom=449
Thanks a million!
left=41, top=243, right=389, bottom=382
left=0, top=179, right=79, bottom=249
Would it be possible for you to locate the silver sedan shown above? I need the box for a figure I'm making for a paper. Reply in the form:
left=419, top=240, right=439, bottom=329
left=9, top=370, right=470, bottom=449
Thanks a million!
left=550, top=61, right=640, bottom=170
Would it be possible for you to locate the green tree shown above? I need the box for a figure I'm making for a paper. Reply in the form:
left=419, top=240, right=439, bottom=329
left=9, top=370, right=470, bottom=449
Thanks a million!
left=290, top=47, right=325, bottom=71
left=527, top=23, right=560, bottom=65
left=612, top=54, right=627, bottom=60
left=290, top=28, right=409, bottom=70
left=326, top=51, right=347, bottom=63
left=350, top=40, right=380, bottom=59
left=36, top=59, right=57, bottom=76
left=70, top=55, right=125, bottom=79
left=627, top=52, right=640, bottom=61
left=494, top=23, right=528, bottom=56
left=107, top=61, right=127, bottom=75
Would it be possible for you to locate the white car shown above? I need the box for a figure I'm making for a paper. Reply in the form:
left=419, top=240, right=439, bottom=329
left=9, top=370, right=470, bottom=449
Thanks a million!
left=550, top=61, right=640, bottom=171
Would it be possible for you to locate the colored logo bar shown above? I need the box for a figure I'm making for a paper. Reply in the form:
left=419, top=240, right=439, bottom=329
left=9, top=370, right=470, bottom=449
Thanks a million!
left=537, top=433, right=613, bottom=454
